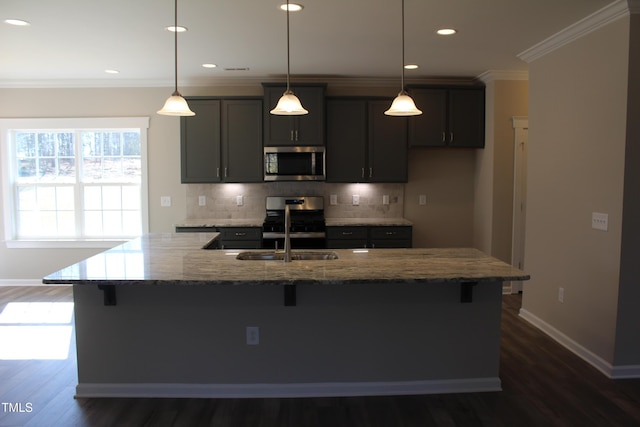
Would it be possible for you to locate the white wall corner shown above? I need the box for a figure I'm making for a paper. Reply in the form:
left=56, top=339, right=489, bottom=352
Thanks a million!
left=518, top=0, right=632, bottom=63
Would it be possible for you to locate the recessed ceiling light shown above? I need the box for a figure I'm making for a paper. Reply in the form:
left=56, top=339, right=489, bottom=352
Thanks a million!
left=166, top=26, right=188, bottom=32
left=404, top=64, right=419, bottom=70
left=436, top=28, right=457, bottom=36
left=105, top=69, right=120, bottom=74
left=279, top=3, right=303, bottom=12
left=202, top=63, right=217, bottom=69
left=4, top=19, right=31, bottom=26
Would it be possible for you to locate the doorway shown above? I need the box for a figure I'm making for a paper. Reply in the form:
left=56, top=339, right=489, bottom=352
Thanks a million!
left=511, top=117, right=528, bottom=293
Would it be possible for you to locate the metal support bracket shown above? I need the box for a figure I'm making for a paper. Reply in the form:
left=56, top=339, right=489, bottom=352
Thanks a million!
left=460, top=282, right=478, bottom=303
left=97, top=284, right=117, bottom=306
left=284, top=285, right=296, bottom=307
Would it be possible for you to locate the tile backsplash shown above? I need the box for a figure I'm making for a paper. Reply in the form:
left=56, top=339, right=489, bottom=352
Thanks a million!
left=186, top=182, right=404, bottom=219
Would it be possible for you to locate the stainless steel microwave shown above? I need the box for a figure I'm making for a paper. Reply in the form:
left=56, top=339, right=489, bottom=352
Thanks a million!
left=264, top=146, right=325, bottom=181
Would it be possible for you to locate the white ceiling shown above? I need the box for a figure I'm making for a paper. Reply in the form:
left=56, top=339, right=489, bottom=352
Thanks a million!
left=0, top=0, right=616, bottom=88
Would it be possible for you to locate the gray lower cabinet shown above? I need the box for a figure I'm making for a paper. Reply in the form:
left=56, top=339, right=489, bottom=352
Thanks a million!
left=175, top=226, right=262, bottom=249
left=326, top=98, right=408, bottom=182
left=180, top=98, right=263, bottom=183
left=326, top=226, right=412, bottom=248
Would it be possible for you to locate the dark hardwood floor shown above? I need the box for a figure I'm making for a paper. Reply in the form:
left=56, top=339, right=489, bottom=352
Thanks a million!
left=1, top=286, right=639, bottom=426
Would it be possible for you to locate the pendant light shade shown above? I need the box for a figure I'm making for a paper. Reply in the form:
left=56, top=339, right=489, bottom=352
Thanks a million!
left=270, top=89, right=308, bottom=115
left=385, top=0, right=422, bottom=117
left=158, top=0, right=195, bottom=117
left=271, top=0, right=308, bottom=116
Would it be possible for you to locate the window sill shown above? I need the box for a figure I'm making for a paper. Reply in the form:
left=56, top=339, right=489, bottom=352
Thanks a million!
left=5, top=239, right=128, bottom=249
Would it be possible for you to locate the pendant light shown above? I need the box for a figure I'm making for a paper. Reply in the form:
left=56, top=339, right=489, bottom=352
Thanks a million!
left=385, top=0, right=422, bottom=116
left=270, top=0, right=308, bottom=115
left=158, top=0, right=195, bottom=116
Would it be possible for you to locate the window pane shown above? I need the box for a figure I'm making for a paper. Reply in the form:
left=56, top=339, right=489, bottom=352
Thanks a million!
left=17, top=159, right=36, bottom=179
left=84, top=211, right=103, bottom=236
left=36, top=187, right=57, bottom=210
left=102, top=211, right=122, bottom=235
left=37, top=133, right=56, bottom=157
left=58, top=158, right=75, bottom=179
left=16, top=133, right=36, bottom=157
left=121, top=186, right=140, bottom=210
left=122, top=211, right=141, bottom=235
left=17, top=187, right=37, bottom=211
left=83, top=186, right=102, bottom=210
left=102, top=186, right=122, bottom=210
left=123, top=132, right=141, bottom=156
left=56, top=187, right=75, bottom=211
left=103, top=133, right=121, bottom=156
left=57, top=211, right=76, bottom=236
left=57, top=134, right=74, bottom=156
left=83, top=157, right=103, bottom=181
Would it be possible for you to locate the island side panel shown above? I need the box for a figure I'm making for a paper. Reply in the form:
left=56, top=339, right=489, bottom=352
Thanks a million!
left=72, top=281, right=503, bottom=397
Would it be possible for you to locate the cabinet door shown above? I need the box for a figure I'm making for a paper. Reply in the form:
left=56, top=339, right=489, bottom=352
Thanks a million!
left=368, top=101, right=408, bottom=182
left=222, top=99, right=263, bottom=182
left=448, top=89, right=485, bottom=148
left=294, top=86, right=325, bottom=146
left=180, top=100, right=221, bottom=183
left=263, top=85, right=325, bottom=146
left=326, top=99, right=368, bottom=182
left=408, top=89, right=447, bottom=147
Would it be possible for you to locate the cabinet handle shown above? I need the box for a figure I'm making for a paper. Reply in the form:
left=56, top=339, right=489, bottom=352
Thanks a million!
left=342, top=232, right=353, bottom=236
left=295, top=130, right=299, bottom=141
left=385, top=231, right=397, bottom=235
left=450, top=132, right=454, bottom=144
left=235, top=232, right=246, bottom=236
left=216, top=167, right=220, bottom=178
left=442, top=132, right=446, bottom=143
left=369, top=167, right=373, bottom=178
left=290, top=130, right=294, bottom=141
left=224, top=167, right=228, bottom=178
left=361, top=168, right=365, bottom=178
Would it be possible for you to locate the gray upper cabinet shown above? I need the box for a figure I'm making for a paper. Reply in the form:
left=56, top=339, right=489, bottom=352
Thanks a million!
left=262, top=83, right=326, bottom=146
left=180, top=98, right=263, bottom=183
left=408, top=87, right=485, bottom=148
left=326, top=98, right=408, bottom=183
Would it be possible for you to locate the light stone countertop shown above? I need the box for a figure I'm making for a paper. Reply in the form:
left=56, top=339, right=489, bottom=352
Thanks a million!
left=43, top=233, right=529, bottom=286
left=174, top=218, right=264, bottom=228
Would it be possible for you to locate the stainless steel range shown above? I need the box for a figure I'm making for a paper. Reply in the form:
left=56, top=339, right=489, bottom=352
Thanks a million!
left=262, top=196, right=326, bottom=249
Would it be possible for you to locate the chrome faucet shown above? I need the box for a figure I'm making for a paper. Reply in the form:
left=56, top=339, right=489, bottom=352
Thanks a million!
left=283, top=204, right=292, bottom=262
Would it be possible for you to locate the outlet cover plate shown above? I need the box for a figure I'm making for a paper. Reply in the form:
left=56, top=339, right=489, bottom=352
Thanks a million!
left=592, top=212, right=608, bottom=231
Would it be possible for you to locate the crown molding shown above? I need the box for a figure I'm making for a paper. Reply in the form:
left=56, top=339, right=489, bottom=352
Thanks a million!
left=518, top=0, right=632, bottom=63
left=477, top=70, right=529, bottom=83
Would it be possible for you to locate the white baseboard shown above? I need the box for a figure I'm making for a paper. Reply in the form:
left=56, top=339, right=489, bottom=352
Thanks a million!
left=519, top=308, right=640, bottom=379
left=75, top=378, right=502, bottom=399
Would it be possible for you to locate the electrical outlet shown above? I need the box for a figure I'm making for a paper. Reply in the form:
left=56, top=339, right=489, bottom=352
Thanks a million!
left=160, top=196, right=171, bottom=207
left=592, top=212, right=608, bottom=231
left=382, top=195, right=390, bottom=205
left=236, top=195, right=244, bottom=206
left=246, top=326, right=259, bottom=345
left=352, top=195, right=360, bottom=206
left=330, top=194, right=338, bottom=205
left=419, top=195, right=427, bottom=205
left=558, top=287, right=564, bottom=303
left=198, top=196, right=206, bottom=206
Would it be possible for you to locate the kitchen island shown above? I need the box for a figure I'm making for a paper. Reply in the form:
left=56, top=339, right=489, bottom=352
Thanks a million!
left=44, top=233, right=529, bottom=399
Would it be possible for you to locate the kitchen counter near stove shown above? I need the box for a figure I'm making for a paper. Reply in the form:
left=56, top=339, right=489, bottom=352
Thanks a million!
left=325, top=217, right=412, bottom=227
left=47, top=232, right=529, bottom=400
left=174, top=218, right=264, bottom=228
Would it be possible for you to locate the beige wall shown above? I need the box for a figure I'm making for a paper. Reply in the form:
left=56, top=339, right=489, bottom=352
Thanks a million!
left=473, top=79, right=529, bottom=263
left=522, top=17, right=630, bottom=365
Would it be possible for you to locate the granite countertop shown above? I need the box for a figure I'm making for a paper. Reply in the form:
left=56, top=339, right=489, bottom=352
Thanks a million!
left=175, top=218, right=413, bottom=228
left=43, top=233, right=529, bottom=286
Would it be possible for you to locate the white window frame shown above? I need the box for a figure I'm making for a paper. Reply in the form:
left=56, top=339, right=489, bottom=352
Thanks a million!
left=1, top=117, right=149, bottom=248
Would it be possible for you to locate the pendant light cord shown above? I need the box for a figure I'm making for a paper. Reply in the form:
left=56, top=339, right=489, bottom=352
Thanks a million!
left=173, top=0, right=180, bottom=96
left=400, top=0, right=406, bottom=92
left=286, top=0, right=291, bottom=92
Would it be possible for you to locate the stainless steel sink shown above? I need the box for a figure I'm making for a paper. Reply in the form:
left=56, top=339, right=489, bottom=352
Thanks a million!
left=236, top=251, right=339, bottom=261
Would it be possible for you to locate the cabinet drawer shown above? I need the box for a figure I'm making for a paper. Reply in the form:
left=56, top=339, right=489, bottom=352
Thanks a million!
left=369, top=226, right=412, bottom=240
left=175, top=226, right=216, bottom=233
left=218, top=227, right=262, bottom=241
left=326, top=227, right=368, bottom=240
